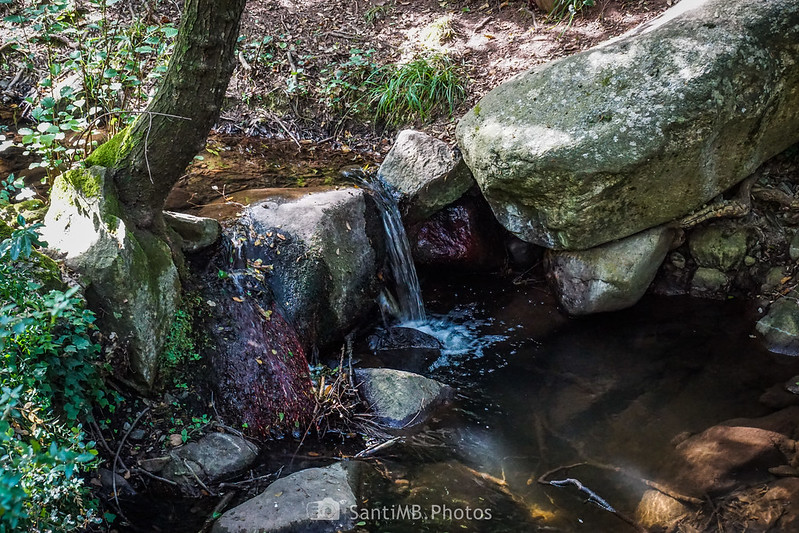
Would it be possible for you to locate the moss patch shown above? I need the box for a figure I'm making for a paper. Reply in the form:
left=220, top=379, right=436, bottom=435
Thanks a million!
left=63, top=168, right=103, bottom=198
left=85, top=127, right=130, bottom=168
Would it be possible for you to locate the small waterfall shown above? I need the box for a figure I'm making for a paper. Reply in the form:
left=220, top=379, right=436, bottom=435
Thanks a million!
left=350, top=169, right=426, bottom=322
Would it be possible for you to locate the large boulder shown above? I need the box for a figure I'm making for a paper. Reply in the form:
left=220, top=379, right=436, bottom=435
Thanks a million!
left=456, top=0, right=799, bottom=250
left=239, top=188, right=383, bottom=348
left=41, top=167, right=180, bottom=390
left=212, top=462, right=360, bottom=533
left=545, top=226, right=674, bottom=314
left=378, top=130, right=475, bottom=224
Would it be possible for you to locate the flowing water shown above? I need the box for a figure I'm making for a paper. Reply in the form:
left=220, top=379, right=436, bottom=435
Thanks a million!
left=352, top=273, right=799, bottom=532
left=118, top=175, right=799, bottom=532
left=355, top=174, right=426, bottom=322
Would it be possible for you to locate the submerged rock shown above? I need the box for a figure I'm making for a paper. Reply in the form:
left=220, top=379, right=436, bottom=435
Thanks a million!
left=212, top=462, right=360, bottom=533
left=242, top=187, right=383, bottom=348
left=378, top=129, right=475, bottom=224
left=757, top=297, right=799, bottom=356
left=456, top=0, right=799, bottom=250
left=410, top=194, right=506, bottom=271
left=42, top=166, right=179, bottom=390
left=634, top=490, right=688, bottom=530
left=671, top=424, right=795, bottom=496
left=163, top=211, right=221, bottom=253
left=546, top=226, right=673, bottom=315
left=355, top=368, right=452, bottom=429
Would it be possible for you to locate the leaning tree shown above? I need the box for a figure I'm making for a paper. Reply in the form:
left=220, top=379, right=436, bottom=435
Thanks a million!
left=43, top=0, right=247, bottom=390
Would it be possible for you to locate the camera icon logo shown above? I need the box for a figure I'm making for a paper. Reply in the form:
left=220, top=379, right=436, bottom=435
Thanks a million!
left=307, top=497, right=341, bottom=521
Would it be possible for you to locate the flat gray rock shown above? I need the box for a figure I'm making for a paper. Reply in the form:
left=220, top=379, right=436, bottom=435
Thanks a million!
left=164, top=210, right=221, bottom=252
left=212, top=462, right=358, bottom=533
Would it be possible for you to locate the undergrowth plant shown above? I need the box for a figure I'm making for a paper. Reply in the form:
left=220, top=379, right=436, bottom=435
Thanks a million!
left=546, top=0, right=596, bottom=31
left=0, top=200, right=116, bottom=530
left=370, top=54, right=466, bottom=127
left=2, top=0, right=178, bottom=180
left=161, top=300, right=204, bottom=390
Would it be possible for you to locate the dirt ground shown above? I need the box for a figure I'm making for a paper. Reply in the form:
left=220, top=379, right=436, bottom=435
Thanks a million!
left=227, top=0, right=672, bottom=142
left=1, top=0, right=674, bottom=202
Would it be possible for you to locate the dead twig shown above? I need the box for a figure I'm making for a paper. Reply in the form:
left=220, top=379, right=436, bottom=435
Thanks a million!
left=197, top=491, right=235, bottom=533
left=217, top=467, right=282, bottom=490
left=112, top=406, right=150, bottom=524
left=355, top=436, right=401, bottom=458
left=130, top=467, right=179, bottom=487
left=273, top=114, right=301, bottom=149
left=182, top=457, right=217, bottom=496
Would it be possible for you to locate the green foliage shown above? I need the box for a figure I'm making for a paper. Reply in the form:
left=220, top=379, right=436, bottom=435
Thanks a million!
left=0, top=174, right=24, bottom=205
left=320, top=48, right=383, bottom=117
left=3, top=0, right=178, bottom=179
left=546, top=0, right=596, bottom=31
left=161, top=305, right=203, bottom=388
left=0, top=223, right=114, bottom=532
left=0, top=215, right=46, bottom=261
left=0, top=386, right=101, bottom=533
left=370, top=54, right=467, bottom=126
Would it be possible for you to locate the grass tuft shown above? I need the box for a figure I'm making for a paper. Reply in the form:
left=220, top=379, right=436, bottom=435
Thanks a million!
left=370, top=54, right=466, bottom=127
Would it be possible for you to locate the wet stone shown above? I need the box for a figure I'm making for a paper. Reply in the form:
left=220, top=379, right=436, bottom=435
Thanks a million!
left=368, top=327, right=442, bottom=373
left=691, top=267, right=729, bottom=293
left=211, top=462, right=359, bottom=533
left=355, top=368, right=452, bottom=429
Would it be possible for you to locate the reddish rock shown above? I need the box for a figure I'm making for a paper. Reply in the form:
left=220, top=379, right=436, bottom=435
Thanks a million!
left=410, top=195, right=505, bottom=270
left=204, top=277, right=314, bottom=438
left=671, top=425, right=795, bottom=496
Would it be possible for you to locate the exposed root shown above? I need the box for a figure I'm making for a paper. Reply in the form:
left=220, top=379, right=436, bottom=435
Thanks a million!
left=679, top=174, right=759, bottom=229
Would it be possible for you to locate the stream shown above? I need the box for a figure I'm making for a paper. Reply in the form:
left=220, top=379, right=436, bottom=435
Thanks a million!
left=347, top=272, right=799, bottom=532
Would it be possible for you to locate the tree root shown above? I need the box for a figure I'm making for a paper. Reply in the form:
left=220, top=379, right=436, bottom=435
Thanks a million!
left=678, top=174, right=759, bottom=229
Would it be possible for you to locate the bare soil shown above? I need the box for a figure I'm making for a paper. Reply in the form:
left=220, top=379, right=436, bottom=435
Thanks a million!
left=228, top=0, right=673, bottom=142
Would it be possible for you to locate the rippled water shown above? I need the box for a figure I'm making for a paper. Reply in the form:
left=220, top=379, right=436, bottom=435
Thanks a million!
left=356, top=272, right=799, bottom=532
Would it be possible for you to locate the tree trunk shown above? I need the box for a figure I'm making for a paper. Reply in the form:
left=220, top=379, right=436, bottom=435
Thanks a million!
left=111, top=0, right=247, bottom=229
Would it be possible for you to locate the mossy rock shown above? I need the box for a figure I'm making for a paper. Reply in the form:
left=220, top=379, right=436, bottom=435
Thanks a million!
left=42, top=166, right=180, bottom=390
left=456, top=0, right=799, bottom=249
left=688, top=223, right=749, bottom=271
left=0, top=199, right=48, bottom=226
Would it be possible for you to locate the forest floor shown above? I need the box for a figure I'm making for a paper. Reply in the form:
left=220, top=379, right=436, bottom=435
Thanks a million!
left=179, top=0, right=673, bottom=207
left=225, top=0, right=672, bottom=144
left=2, top=0, right=674, bottom=205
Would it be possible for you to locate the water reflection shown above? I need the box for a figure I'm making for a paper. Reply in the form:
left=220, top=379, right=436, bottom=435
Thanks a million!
left=358, top=273, right=799, bottom=532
